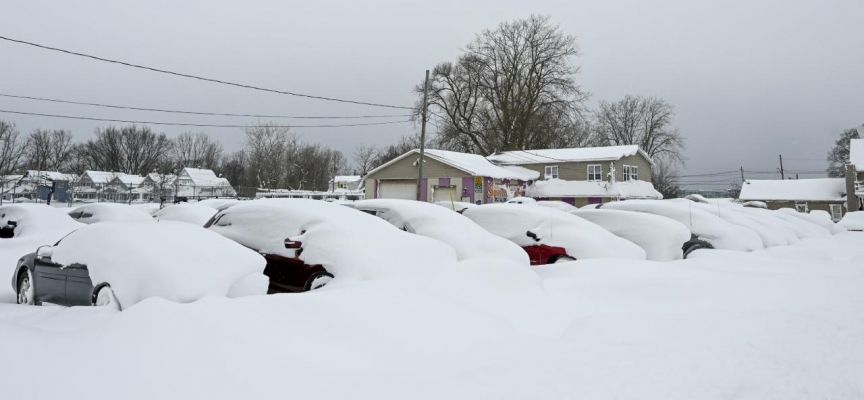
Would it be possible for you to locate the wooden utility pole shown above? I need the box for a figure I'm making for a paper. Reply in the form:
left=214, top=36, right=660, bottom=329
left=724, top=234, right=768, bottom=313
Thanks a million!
left=779, top=154, right=785, bottom=180
left=417, top=69, right=430, bottom=201
left=740, top=166, right=745, bottom=182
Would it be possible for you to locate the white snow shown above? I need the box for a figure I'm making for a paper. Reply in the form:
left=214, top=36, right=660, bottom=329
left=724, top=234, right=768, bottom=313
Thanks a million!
left=153, top=203, right=218, bottom=226
left=350, top=199, right=529, bottom=265
left=680, top=199, right=796, bottom=247
left=68, top=203, right=155, bottom=224
left=850, top=138, right=864, bottom=172
left=433, top=201, right=477, bottom=212
left=83, top=170, right=131, bottom=184
left=132, top=203, right=162, bottom=215
left=739, top=178, right=847, bottom=201
left=462, top=204, right=646, bottom=260
left=601, top=200, right=764, bottom=251
left=506, top=196, right=537, bottom=205
left=837, top=211, right=864, bottom=231
left=535, top=200, right=578, bottom=211
left=778, top=208, right=846, bottom=234
left=369, top=149, right=540, bottom=180
left=195, top=198, right=242, bottom=211
left=572, top=209, right=691, bottom=261
left=527, top=178, right=663, bottom=199
left=487, top=145, right=646, bottom=165
left=51, top=221, right=267, bottom=307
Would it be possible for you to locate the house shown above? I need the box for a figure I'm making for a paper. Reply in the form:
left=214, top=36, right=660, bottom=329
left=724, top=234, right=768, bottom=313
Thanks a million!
left=174, top=167, right=236, bottom=199
left=0, top=175, right=24, bottom=202
left=140, top=173, right=178, bottom=202
left=102, top=175, right=148, bottom=203
left=330, top=175, right=362, bottom=191
left=363, top=149, right=539, bottom=204
left=6, top=171, right=77, bottom=203
left=256, top=175, right=365, bottom=202
left=739, top=178, right=847, bottom=221
left=72, top=171, right=131, bottom=202
left=486, top=145, right=660, bottom=206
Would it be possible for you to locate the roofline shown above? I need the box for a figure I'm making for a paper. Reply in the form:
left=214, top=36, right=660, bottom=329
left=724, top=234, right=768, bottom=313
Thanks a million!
left=363, top=149, right=476, bottom=181
left=488, top=147, right=656, bottom=166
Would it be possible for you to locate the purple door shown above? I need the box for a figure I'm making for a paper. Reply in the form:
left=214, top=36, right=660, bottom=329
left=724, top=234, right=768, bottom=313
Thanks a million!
left=587, top=197, right=602, bottom=204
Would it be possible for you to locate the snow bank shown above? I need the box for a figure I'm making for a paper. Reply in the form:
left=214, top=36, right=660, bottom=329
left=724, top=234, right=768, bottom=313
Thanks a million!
left=739, top=178, right=847, bottom=202
left=69, top=203, right=154, bottom=224
left=601, top=200, right=764, bottom=251
left=778, top=208, right=846, bottom=234
left=527, top=179, right=662, bottom=199
left=153, top=203, right=218, bottom=226
left=838, top=211, right=864, bottom=231
left=52, top=221, right=267, bottom=307
left=571, top=209, right=691, bottom=261
left=208, top=199, right=458, bottom=282
left=351, top=199, right=529, bottom=265
left=462, top=204, right=646, bottom=260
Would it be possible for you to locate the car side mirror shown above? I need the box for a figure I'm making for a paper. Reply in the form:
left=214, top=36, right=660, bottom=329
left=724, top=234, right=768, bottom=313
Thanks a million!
left=7, top=220, right=16, bottom=227
left=526, top=230, right=541, bottom=242
left=37, top=245, right=53, bottom=259
left=284, top=239, right=302, bottom=249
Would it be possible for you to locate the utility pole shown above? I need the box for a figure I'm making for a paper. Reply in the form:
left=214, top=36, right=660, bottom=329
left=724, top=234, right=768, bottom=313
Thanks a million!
left=740, top=166, right=744, bottom=182
left=779, top=154, right=785, bottom=180
left=417, top=69, right=430, bottom=202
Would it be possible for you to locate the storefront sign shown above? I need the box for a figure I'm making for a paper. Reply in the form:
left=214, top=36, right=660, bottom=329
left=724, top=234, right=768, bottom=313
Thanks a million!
left=487, top=186, right=508, bottom=203
left=474, top=177, right=483, bottom=193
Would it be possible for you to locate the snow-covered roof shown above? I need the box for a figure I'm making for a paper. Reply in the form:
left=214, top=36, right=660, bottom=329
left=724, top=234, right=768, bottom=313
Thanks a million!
left=85, top=170, right=129, bottom=184
left=145, top=173, right=177, bottom=185
left=179, top=167, right=232, bottom=187
left=116, top=175, right=145, bottom=186
left=526, top=179, right=662, bottom=199
left=850, top=138, right=864, bottom=172
left=332, top=175, right=362, bottom=183
left=487, top=145, right=652, bottom=165
left=26, top=170, right=76, bottom=182
left=739, top=179, right=847, bottom=202
left=366, top=149, right=540, bottom=181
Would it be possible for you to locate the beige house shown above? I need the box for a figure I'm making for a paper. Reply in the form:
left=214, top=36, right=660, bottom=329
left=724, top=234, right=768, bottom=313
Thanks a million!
left=363, top=149, right=539, bottom=204
left=486, top=145, right=661, bottom=207
left=847, top=138, right=863, bottom=211
left=739, top=178, right=848, bottom=221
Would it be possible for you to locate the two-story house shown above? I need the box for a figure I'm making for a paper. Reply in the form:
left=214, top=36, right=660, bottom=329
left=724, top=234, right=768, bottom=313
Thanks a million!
left=486, top=145, right=661, bottom=206
left=848, top=138, right=863, bottom=211
left=72, top=171, right=131, bottom=202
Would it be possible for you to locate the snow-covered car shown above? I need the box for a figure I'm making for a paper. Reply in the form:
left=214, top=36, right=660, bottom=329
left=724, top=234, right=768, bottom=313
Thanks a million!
left=535, top=200, right=578, bottom=212
left=434, top=201, right=476, bottom=213
left=11, top=221, right=267, bottom=309
left=600, top=200, right=764, bottom=253
left=205, top=199, right=458, bottom=293
left=506, top=197, right=537, bottom=205
left=461, top=204, right=646, bottom=264
left=67, top=203, right=154, bottom=224
left=347, top=199, right=529, bottom=264
left=153, top=203, right=218, bottom=226
left=196, top=198, right=242, bottom=211
left=837, top=211, right=864, bottom=232
left=0, top=204, right=82, bottom=241
left=132, top=203, right=162, bottom=215
left=571, top=209, right=692, bottom=261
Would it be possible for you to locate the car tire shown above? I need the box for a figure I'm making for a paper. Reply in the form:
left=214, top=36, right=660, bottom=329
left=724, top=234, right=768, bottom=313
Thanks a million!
left=683, top=240, right=713, bottom=259
left=16, top=268, right=35, bottom=305
left=304, top=271, right=334, bottom=291
left=91, top=283, right=122, bottom=311
left=552, top=256, right=576, bottom=264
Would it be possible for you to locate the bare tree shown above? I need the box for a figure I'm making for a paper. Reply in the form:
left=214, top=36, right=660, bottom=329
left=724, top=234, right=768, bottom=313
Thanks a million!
left=77, top=125, right=173, bottom=175
left=24, top=129, right=74, bottom=171
left=826, top=126, right=862, bottom=177
left=0, top=120, right=27, bottom=177
left=172, top=131, right=223, bottom=170
left=419, top=15, right=588, bottom=155
left=651, top=159, right=681, bottom=199
left=593, top=95, right=686, bottom=164
left=353, top=143, right=378, bottom=176
left=243, top=122, right=297, bottom=188
left=370, top=134, right=425, bottom=169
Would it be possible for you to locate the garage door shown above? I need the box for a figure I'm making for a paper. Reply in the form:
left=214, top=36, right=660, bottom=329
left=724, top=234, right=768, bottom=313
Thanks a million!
left=378, top=180, right=417, bottom=200
left=432, top=185, right=455, bottom=203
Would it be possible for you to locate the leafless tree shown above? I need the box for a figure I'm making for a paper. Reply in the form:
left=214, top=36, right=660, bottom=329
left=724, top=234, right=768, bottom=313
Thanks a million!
left=0, top=120, right=27, bottom=177
left=172, top=131, right=223, bottom=170
left=651, top=159, right=681, bottom=199
left=353, top=143, right=378, bottom=176
left=593, top=95, right=686, bottom=164
left=77, top=125, right=173, bottom=175
left=418, top=15, right=588, bottom=155
left=826, top=125, right=862, bottom=177
left=370, top=134, right=425, bottom=169
left=24, top=129, right=74, bottom=171
left=243, top=122, right=297, bottom=188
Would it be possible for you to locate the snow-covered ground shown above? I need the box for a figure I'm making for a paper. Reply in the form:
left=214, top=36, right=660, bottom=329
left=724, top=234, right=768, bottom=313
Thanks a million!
left=1, top=204, right=863, bottom=399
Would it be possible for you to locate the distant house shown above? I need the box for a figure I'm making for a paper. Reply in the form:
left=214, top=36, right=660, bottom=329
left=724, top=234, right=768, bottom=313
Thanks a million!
left=140, top=173, right=177, bottom=202
left=363, top=149, right=539, bottom=204
left=739, top=178, right=847, bottom=221
left=73, top=171, right=132, bottom=202
left=102, top=175, right=148, bottom=203
left=330, top=175, right=362, bottom=191
left=0, top=175, right=24, bottom=202
left=8, top=170, right=77, bottom=203
left=174, top=167, right=236, bottom=199
left=847, top=138, right=864, bottom=211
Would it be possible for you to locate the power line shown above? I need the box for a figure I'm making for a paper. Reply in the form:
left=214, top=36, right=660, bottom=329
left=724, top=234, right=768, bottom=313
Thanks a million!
left=0, top=93, right=412, bottom=119
left=0, top=35, right=412, bottom=110
left=0, top=109, right=411, bottom=129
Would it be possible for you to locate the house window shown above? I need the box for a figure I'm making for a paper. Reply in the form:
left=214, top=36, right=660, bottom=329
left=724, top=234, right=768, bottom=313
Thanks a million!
left=795, top=203, right=808, bottom=213
left=829, top=204, right=843, bottom=222
left=587, top=165, right=602, bottom=182
left=544, top=166, right=559, bottom=180
left=630, top=166, right=638, bottom=181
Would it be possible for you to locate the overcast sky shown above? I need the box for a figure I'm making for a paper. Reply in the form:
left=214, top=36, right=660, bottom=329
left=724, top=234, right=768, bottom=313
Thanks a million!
left=2, top=0, right=862, bottom=188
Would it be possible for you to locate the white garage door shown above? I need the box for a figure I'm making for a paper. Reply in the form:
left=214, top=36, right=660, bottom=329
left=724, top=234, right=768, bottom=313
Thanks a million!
left=432, top=185, right=455, bottom=203
left=379, top=180, right=417, bottom=200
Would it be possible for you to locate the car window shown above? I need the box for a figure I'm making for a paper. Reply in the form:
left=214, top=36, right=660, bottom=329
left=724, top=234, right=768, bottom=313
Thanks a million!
left=68, top=211, right=82, bottom=219
left=81, top=212, right=94, bottom=218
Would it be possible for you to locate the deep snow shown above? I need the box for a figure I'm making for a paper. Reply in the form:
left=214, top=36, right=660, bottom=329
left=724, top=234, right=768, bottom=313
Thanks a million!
left=1, top=202, right=863, bottom=399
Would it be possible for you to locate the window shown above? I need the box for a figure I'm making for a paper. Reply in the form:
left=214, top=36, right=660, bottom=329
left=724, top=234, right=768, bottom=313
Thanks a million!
left=795, top=203, right=808, bottom=213
left=829, top=204, right=843, bottom=222
left=622, top=165, right=630, bottom=181
left=544, top=165, right=559, bottom=180
left=587, top=165, right=602, bottom=182
left=630, top=166, right=638, bottom=181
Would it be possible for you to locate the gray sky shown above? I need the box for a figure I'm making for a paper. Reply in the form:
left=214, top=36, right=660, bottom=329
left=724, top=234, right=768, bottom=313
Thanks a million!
left=2, top=0, right=862, bottom=188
